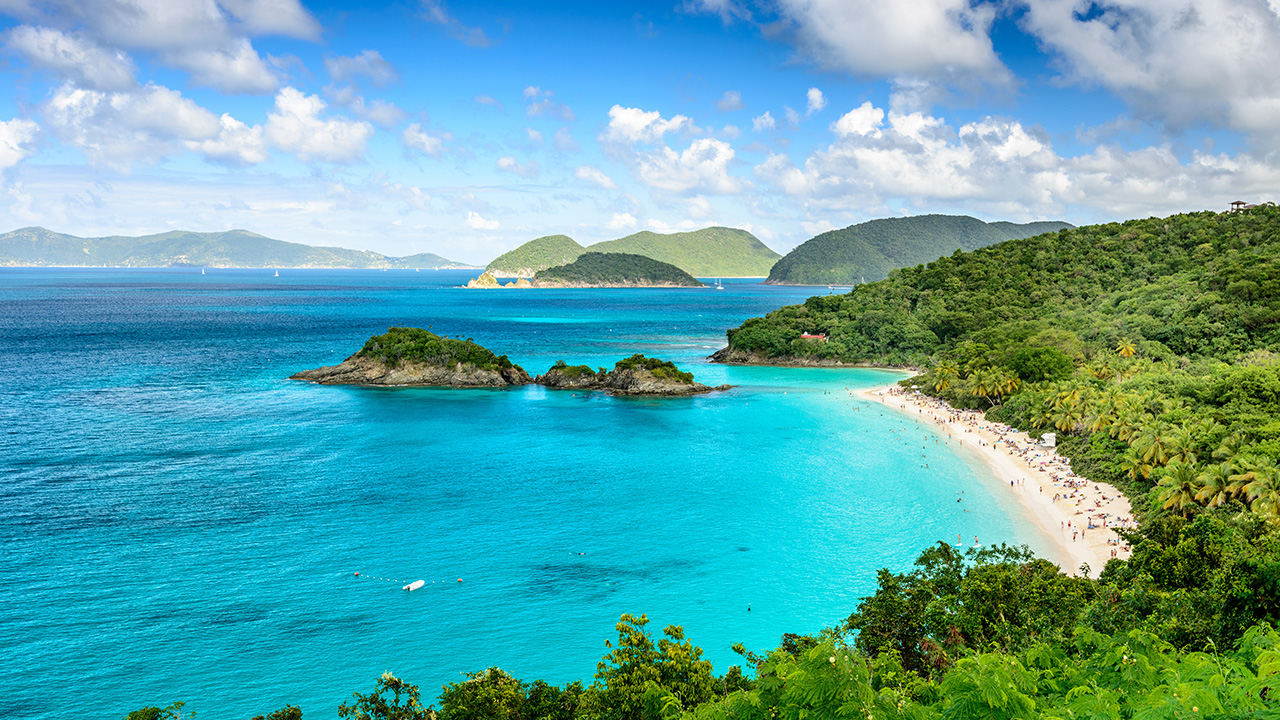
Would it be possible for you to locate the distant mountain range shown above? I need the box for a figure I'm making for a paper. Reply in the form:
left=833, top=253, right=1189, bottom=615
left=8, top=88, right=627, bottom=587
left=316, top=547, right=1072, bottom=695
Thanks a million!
left=0, top=227, right=478, bottom=269
left=765, top=215, right=1073, bottom=286
left=486, top=226, right=782, bottom=278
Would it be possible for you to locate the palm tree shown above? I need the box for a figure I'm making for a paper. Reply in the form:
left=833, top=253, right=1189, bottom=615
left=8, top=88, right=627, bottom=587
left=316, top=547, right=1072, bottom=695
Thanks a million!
left=1241, top=456, right=1280, bottom=517
left=1133, top=419, right=1175, bottom=469
left=932, top=361, right=959, bottom=392
left=1195, top=463, right=1235, bottom=508
left=1111, top=408, right=1153, bottom=443
left=1116, top=337, right=1136, bottom=358
left=1119, top=446, right=1154, bottom=482
left=1165, top=422, right=1201, bottom=466
left=1156, top=461, right=1201, bottom=516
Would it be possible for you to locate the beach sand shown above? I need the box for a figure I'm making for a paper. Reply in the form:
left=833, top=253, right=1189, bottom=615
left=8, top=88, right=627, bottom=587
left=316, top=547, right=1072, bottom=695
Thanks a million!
left=857, top=383, right=1133, bottom=578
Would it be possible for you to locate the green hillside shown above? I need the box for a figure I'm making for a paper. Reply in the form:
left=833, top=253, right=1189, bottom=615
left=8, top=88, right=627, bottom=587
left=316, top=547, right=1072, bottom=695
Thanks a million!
left=588, top=226, right=780, bottom=277
left=0, top=226, right=476, bottom=269
left=533, top=252, right=702, bottom=287
left=765, top=214, right=1071, bottom=285
left=486, top=234, right=584, bottom=277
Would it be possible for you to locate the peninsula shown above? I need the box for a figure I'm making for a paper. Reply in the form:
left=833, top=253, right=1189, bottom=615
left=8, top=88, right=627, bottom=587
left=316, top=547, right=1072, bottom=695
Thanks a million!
left=465, top=252, right=704, bottom=288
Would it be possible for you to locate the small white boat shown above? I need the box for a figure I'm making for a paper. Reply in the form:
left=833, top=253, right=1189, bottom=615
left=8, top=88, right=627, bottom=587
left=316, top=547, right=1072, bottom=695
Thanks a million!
left=714, top=278, right=725, bottom=290
left=403, top=580, right=425, bottom=591
left=273, top=270, right=279, bottom=277
left=201, top=268, right=205, bottom=275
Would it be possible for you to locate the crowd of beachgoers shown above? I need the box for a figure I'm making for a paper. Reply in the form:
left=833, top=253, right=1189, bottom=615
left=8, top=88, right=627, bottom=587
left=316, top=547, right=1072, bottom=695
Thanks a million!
left=865, top=384, right=1134, bottom=574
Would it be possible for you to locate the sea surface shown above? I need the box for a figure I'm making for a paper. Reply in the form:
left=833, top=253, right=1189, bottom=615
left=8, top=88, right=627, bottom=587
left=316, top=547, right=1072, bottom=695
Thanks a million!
left=0, top=268, right=1059, bottom=719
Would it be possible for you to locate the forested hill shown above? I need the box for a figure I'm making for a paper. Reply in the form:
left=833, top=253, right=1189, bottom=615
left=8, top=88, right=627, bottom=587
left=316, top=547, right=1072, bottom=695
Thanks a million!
left=765, top=214, right=1071, bottom=285
left=533, top=252, right=702, bottom=287
left=0, top=226, right=476, bottom=269
left=486, top=234, right=585, bottom=277
left=730, top=209, right=1279, bottom=365
left=589, top=226, right=780, bottom=277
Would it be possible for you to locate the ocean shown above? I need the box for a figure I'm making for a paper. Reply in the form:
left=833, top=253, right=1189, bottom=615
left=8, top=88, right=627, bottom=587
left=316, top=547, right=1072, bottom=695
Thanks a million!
left=0, top=268, right=1058, bottom=719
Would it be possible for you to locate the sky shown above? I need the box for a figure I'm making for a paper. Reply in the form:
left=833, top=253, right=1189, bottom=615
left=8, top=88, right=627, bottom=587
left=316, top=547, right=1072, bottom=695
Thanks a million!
left=1, top=0, right=1279, bottom=264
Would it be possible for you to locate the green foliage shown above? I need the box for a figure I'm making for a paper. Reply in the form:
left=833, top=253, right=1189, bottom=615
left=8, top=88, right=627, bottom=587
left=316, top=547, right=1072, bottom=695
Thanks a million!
left=1008, top=346, right=1073, bottom=383
left=486, top=235, right=585, bottom=276
left=551, top=359, right=599, bottom=379
left=732, top=208, right=1280, bottom=365
left=765, top=214, right=1070, bottom=285
left=437, top=667, right=526, bottom=720
left=612, top=354, right=695, bottom=383
left=592, top=613, right=720, bottom=719
left=589, top=226, right=780, bottom=277
left=338, top=672, right=431, bottom=720
left=534, top=253, right=703, bottom=287
left=124, top=702, right=194, bottom=720
left=250, top=707, right=302, bottom=720
left=354, top=326, right=521, bottom=373
left=0, top=226, right=471, bottom=269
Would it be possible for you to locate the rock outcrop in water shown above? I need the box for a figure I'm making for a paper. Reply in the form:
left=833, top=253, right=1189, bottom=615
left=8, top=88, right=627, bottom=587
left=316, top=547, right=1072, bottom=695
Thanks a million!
left=536, top=355, right=732, bottom=396
left=290, top=327, right=531, bottom=387
left=292, top=329, right=731, bottom=396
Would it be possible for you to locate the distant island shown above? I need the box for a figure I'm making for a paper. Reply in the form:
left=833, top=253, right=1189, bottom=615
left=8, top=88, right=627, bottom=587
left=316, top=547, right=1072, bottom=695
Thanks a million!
left=292, top=326, right=728, bottom=396
left=466, top=252, right=704, bottom=289
left=764, top=214, right=1072, bottom=286
left=486, top=226, right=781, bottom=278
left=0, top=226, right=477, bottom=269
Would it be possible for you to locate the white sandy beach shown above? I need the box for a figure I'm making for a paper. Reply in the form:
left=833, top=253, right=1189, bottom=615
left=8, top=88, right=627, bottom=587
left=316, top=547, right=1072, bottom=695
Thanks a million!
left=857, top=383, right=1133, bottom=578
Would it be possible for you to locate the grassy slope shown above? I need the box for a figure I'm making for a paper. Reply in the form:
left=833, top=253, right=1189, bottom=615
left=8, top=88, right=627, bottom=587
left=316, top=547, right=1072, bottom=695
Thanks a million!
left=0, top=227, right=476, bottom=268
left=765, top=214, right=1072, bottom=285
left=588, top=226, right=780, bottom=277
left=533, top=252, right=702, bottom=286
left=485, top=235, right=585, bottom=276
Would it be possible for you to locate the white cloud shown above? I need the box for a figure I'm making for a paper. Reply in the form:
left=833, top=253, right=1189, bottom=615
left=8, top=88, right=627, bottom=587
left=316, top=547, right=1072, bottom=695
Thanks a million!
left=831, top=102, right=884, bottom=137
left=212, top=0, right=322, bottom=41
left=4, top=26, right=135, bottom=91
left=686, top=195, right=713, bottom=219
left=784, top=106, right=801, bottom=126
left=1020, top=0, right=1280, bottom=142
left=496, top=155, right=539, bottom=178
left=167, top=38, right=278, bottom=94
left=604, top=105, right=695, bottom=144
left=607, top=212, right=637, bottom=229
left=553, top=126, right=578, bottom=152
left=806, top=87, right=827, bottom=116
left=525, top=88, right=575, bottom=121
left=721, top=124, right=741, bottom=139
left=466, top=210, right=500, bottom=229
left=716, top=90, right=744, bottom=112
left=421, top=0, right=491, bottom=47
left=402, top=123, right=450, bottom=157
left=264, top=87, right=373, bottom=163
left=0, top=118, right=40, bottom=171
left=326, top=85, right=405, bottom=128
left=576, top=165, right=617, bottom=189
left=752, top=111, right=775, bottom=132
left=41, top=82, right=223, bottom=169
left=636, top=137, right=741, bottom=195
left=185, top=114, right=267, bottom=166
left=325, top=50, right=397, bottom=86
left=474, top=94, right=503, bottom=110
left=525, top=128, right=543, bottom=144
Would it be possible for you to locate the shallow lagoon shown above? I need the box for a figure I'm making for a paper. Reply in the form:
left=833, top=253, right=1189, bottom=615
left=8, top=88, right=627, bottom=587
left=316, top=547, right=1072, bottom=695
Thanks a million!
left=0, top=269, right=1058, bottom=719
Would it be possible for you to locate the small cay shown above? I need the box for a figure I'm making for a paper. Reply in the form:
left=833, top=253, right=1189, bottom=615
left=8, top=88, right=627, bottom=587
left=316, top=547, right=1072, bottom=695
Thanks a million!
left=293, top=328, right=731, bottom=396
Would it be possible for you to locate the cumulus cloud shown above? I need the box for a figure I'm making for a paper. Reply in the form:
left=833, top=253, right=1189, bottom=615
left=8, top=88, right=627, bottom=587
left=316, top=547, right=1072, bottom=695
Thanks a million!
left=635, top=138, right=741, bottom=195
left=496, top=155, right=539, bottom=178
left=607, top=212, right=637, bottom=229
left=1020, top=0, right=1280, bottom=142
left=784, top=106, right=801, bottom=127
left=716, top=90, right=744, bottom=112
left=214, top=0, right=322, bottom=40
left=831, top=102, right=884, bottom=137
left=168, top=38, right=278, bottom=94
left=752, top=111, right=775, bottom=132
left=465, top=210, right=499, bottom=229
left=575, top=165, right=617, bottom=189
left=4, top=26, right=135, bottom=91
left=264, top=87, right=373, bottom=163
left=604, top=105, right=695, bottom=143
left=325, top=50, right=397, bottom=86
left=806, top=87, right=826, bottom=116
left=326, top=85, right=405, bottom=128
left=524, top=87, right=575, bottom=121
left=403, top=123, right=450, bottom=156
left=0, top=118, right=40, bottom=171
left=421, top=0, right=491, bottom=47
left=185, top=114, right=267, bottom=166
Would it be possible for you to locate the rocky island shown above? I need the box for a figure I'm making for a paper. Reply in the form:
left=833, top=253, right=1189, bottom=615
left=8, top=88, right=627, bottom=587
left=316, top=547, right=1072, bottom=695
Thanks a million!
left=290, top=326, right=532, bottom=387
left=293, top=328, right=730, bottom=396
left=537, top=355, right=732, bottom=396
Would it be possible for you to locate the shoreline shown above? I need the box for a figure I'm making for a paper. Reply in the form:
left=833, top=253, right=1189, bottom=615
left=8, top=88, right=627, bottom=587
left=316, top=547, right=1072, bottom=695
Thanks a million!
left=856, top=383, right=1132, bottom=578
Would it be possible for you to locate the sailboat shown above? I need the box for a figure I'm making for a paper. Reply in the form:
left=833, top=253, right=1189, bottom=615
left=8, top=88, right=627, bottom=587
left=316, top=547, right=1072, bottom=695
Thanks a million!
left=273, top=269, right=279, bottom=277
left=714, top=278, right=725, bottom=290
left=200, top=268, right=205, bottom=275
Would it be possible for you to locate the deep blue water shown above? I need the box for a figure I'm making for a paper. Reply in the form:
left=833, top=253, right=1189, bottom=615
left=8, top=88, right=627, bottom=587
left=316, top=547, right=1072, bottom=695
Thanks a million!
left=0, top=269, right=1057, bottom=719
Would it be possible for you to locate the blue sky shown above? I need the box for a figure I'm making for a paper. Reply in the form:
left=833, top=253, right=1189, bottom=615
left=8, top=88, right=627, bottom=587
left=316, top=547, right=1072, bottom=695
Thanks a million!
left=1, top=0, right=1278, bottom=263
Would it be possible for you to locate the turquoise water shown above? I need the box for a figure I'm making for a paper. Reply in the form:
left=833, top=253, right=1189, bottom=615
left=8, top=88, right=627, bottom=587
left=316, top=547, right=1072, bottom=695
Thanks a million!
left=0, top=269, right=1057, bottom=719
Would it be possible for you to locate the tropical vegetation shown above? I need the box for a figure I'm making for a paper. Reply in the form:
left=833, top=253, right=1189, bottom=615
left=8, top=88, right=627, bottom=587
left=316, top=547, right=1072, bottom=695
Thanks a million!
left=354, top=326, right=521, bottom=373
left=589, top=227, right=780, bottom=277
left=486, top=234, right=585, bottom=276
left=534, top=252, right=703, bottom=287
left=764, top=214, right=1071, bottom=286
